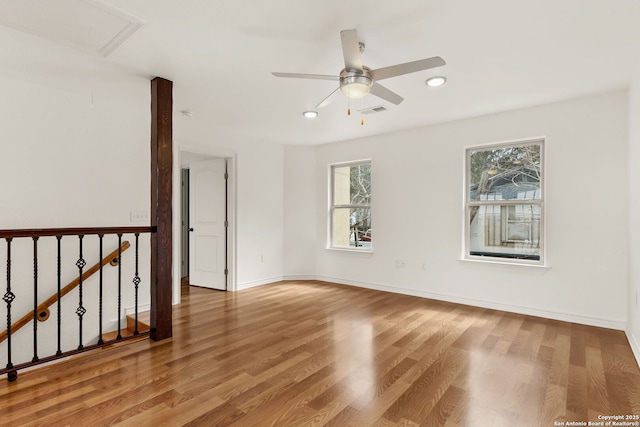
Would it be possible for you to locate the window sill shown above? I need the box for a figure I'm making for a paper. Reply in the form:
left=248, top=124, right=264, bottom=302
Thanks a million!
left=326, top=247, right=373, bottom=254
left=458, top=257, right=550, bottom=270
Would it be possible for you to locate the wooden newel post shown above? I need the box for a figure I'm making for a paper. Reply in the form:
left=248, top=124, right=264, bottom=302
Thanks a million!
left=150, top=77, right=173, bottom=341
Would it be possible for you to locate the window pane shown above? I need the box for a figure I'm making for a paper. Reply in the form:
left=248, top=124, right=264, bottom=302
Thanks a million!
left=469, top=144, right=541, bottom=201
left=333, top=163, right=371, bottom=205
left=332, top=207, right=372, bottom=248
left=469, top=204, right=540, bottom=260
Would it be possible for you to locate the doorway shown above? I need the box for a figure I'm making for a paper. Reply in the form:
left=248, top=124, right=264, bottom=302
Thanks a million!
left=179, top=153, right=230, bottom=296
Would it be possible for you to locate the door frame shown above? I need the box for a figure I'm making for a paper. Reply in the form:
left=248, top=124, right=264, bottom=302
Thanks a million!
left=180, top=168, right=190, bottom=278
left=172, top=145, right=237, bottom=303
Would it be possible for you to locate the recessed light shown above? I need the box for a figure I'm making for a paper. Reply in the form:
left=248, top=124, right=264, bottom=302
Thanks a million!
left=303, top=111, right=318, bottom=119
left=425, top=76, right=447, bottom=87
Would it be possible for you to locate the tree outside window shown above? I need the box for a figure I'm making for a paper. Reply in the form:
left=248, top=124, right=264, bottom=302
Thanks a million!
left=330, top=161, right=371, bottom=250
left=466, top=141, right=543, bottom=262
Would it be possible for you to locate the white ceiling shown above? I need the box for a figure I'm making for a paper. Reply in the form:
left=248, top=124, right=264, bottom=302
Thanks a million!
left=2, top=0, right=640, bottom=145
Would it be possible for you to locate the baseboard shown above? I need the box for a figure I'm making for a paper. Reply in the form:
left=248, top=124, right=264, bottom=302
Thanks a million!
left=237, top=276, right=284, bottom=291
left=284, top=274, right=627, bottom=331
left=279, top=275, right=319, bottom=281
left=626, top=328, right=640, bottom=369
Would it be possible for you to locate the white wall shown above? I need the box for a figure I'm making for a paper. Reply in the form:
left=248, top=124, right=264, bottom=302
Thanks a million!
left=0, top=70, right=149, bottom=228
left=284, top=91, right=630, bottom=330
left=234, top=139, right=285, bottom=288
left=283, top=146, right=318, bottom=278
left=628, top=67, right=640, bottom=363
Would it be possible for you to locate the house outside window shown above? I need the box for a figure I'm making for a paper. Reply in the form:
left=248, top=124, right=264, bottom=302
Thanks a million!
left=329, top=160, right=372, bottom=250
left=465, top=140, right=544, bottom=263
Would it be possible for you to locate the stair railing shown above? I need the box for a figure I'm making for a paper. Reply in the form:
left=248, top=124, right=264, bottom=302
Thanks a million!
left=0, top=240, right=130, bottom=344
left=0, top=226, right=155, bottom=381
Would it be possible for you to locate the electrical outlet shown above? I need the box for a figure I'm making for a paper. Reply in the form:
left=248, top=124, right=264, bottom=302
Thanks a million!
left=130, top=211, right=149, bottom=222
left=395, top=260, right=406, bottom=269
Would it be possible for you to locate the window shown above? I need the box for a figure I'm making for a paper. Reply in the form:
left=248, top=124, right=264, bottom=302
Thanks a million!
left=465, top=140, right=543, bottom=263
left=329, top=161, right=372, bottom=250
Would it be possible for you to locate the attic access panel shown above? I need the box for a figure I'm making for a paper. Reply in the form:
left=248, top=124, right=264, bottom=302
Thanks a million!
left=0, top=0, right=143, bottom=57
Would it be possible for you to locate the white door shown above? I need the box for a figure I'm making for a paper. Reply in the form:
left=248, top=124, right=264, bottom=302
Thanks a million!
left=189, top=158, right=226, bottom=290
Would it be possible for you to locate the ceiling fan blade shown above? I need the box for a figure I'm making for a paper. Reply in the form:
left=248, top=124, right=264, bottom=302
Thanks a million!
left=340, top=29, right=363, bottom=71
left=272, top=72, right=339, bottom=81
left=371, top=56, right=446, bottom=81
left=316, top=87, right=340, bottom=108
left=370, top=82, right=404, bottom=105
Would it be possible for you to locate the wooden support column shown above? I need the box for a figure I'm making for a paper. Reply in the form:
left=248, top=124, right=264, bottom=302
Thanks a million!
left=150, top=77, right=173, bottom=341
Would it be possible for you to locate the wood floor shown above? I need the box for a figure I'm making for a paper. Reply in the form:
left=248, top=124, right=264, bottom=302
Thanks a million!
left=1, top=280, right=639, bottom=426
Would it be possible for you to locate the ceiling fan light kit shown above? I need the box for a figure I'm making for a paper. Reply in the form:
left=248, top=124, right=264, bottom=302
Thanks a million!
left=340, top=67, right=373, bottom=99
left=273, top=28, right=446, bottom=114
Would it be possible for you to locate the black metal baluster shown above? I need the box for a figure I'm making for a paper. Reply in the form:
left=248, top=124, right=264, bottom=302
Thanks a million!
left=97, top=234, right=104, bottom=345
left=56, top=236, right=62, bottom=356
left=133, top=233, right=141, bottom=335
left=76, top=235, right=86, bottom=350
left=4, top=238, right=17, bottom=382
left=117, top=233, right=122, bottom=340
left=32, top=237, right=39, bottom=363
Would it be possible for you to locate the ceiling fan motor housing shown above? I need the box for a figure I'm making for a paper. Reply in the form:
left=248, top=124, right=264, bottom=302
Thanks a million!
left=340, top=66, right=373, bottom=99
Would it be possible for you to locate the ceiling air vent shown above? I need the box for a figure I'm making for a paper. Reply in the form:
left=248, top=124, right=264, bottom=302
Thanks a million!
left=358, top=106, right=387, bottom=115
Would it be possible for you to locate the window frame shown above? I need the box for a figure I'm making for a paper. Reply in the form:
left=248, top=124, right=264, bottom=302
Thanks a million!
left=464, top=139, right=545, bottom=265
left=328, top=159, right=372, bottom=252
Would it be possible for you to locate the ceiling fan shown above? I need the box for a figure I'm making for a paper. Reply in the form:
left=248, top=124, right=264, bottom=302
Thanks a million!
left=272, top=29, right=446, bottom=109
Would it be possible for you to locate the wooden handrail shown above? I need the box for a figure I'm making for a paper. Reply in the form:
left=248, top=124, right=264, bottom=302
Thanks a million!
left=0, top=240, right=131, bottom=344
left=0, top=226, right=155, bottom=239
